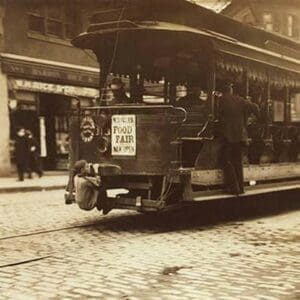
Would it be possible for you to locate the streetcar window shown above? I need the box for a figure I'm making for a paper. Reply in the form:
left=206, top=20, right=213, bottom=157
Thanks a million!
left=291, top=93, right=300, bottom=122
left=143, top=81, right=165, bottom=104
left=271, top=88, right=285, bottom=122
left=176, top=85, right=187, bottom=98
left=175, top=82, right=209, bottom=124
left=273, top=100, right=285, bottom=122
left=175, top=82, right=208, bottom=106
left=105, top=88, right=131, bottom=104
left=143, top=95, right=165, bottom=104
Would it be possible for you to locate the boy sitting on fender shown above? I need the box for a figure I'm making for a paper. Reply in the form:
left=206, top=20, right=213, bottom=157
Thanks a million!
left=73, top=160, right=101, bottom=211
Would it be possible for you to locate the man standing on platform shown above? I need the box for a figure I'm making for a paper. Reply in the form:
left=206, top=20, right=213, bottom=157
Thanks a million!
left=219, top=83, right=259, bottom=195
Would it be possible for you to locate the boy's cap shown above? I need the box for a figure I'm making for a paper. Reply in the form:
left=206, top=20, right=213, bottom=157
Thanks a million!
left=73, top=160, right=87, bottom=172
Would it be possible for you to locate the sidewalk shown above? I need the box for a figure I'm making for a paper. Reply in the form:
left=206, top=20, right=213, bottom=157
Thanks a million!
left=0, top=172, right=68, bottom=193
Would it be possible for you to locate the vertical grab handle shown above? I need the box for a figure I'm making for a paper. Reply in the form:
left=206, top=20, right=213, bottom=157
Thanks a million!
left=171, top=106, right=187, bottom=124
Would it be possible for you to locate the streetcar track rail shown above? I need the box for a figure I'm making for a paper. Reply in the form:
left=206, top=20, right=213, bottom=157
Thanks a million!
left=0, top=222, right=100, bottom=241
left=0, top=255, right=52, bottom=268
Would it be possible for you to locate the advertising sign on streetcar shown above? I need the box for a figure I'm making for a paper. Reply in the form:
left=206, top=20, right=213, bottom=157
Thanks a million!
left=111, top=115, right=136, bottom=156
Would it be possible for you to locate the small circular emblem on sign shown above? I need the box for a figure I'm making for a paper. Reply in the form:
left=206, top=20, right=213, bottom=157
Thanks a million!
left=80, top=116, right=96, bottom=143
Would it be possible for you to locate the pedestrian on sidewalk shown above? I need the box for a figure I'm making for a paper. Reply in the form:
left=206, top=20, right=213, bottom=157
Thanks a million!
left=26, top=130, right=43, bottom=178
left=14, top=126, right=29, bottom=181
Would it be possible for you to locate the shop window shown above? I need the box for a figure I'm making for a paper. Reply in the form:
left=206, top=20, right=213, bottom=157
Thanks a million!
left=28, top=4, right=81, bottom=40
left=290, top=93, right=300, bottom=122
left=263, top=12, right=273, bottom=31
left=55, top=116, right=69, bottom=155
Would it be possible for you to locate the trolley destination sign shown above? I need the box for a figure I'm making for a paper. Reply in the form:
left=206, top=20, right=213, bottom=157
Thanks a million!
left=111, top=115, right=136, bottom=156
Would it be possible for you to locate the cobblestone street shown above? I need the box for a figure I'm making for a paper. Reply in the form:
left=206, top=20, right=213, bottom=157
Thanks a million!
left=0, top=190, right=299, bottom=299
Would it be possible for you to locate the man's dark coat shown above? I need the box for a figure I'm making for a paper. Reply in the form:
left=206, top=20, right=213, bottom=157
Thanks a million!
left=15, top=136, right=29, bottom=164
left=219, top=94, right=259, bottom=143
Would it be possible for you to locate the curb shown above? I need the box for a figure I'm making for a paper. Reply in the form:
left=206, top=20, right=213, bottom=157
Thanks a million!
left=0, top=185, right=66, bottom=194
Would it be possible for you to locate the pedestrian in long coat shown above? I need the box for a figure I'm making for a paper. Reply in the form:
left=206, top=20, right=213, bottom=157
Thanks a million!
left=26, top=130, right=43, bottom=178
left=14, top=127, right=29, bottom=181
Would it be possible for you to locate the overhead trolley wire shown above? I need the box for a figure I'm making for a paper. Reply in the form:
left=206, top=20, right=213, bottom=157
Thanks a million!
left=99, top=6, right=126, bottom=104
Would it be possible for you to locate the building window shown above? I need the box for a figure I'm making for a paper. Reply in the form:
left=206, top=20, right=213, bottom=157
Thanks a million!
left=46, top=6, right=63, bottom=37
left=242, top=14, right=253, bottom=25
left=287, top=15, right=294, bottom=37
left=64, top=8, right=79, bottom=39
left=287, top=14, right=299, bottom=39
left=28, top=6, right=45, bottom=34
left=28, top=5, right=81, bottom=40
left=263, top=12, right=273, bottom=31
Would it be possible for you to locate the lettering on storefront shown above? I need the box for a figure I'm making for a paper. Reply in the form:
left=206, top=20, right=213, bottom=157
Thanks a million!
left=2, top=61, right=99, bottom=87
left=31, top=68, right=60, bottom=78
left=111, top=115, right=136, bottom=156
left=10, top=79, right=99, bottom=98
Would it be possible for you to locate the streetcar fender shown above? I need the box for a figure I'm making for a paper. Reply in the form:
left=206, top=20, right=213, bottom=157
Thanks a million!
left=97, top=163, right=122, bottom=176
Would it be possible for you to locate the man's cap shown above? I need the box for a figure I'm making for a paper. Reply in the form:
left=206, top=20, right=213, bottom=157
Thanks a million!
left=16, top=126, right=25, bottom=132
left=110, top=78, right=125, bottom=90
left=220, top=82, right=234, bottom=93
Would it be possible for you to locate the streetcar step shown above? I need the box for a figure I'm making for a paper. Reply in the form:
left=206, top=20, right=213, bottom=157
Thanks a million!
left=190, top=180, right=300, bottom=202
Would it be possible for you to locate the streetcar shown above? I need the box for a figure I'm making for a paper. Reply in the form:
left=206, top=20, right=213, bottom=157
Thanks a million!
left=65, top=0, right=300, bottom=214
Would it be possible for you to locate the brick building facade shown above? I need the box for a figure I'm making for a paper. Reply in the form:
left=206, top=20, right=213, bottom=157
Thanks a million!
left=0, top=0, right=101, bottom=175
left=189, top=1, right=300, bottom=42
left=222, top=0, right=300, bottom=41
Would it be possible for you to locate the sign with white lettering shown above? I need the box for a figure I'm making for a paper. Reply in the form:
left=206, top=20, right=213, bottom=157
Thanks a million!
left=10, top=79, right=99, bottom=98
left=2, top=61, right=99, bottom=87
left=111, top=115, right=136, bottom=156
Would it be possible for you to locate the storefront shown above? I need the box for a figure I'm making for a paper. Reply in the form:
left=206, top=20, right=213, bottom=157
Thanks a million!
left=1, top=53, right=99, bottom=171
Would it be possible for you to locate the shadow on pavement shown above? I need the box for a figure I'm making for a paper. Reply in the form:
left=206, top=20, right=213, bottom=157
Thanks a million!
left=85, top=190, right=300, bottom=233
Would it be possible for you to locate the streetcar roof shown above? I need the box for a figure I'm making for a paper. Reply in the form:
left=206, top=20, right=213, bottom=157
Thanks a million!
left=73, top=21, right=300, bottom=74
left=72, top=0, right=300, bottom=85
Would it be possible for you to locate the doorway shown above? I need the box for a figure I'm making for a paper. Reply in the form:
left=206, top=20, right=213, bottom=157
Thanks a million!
left=39, top=94, right=70, bottom=170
